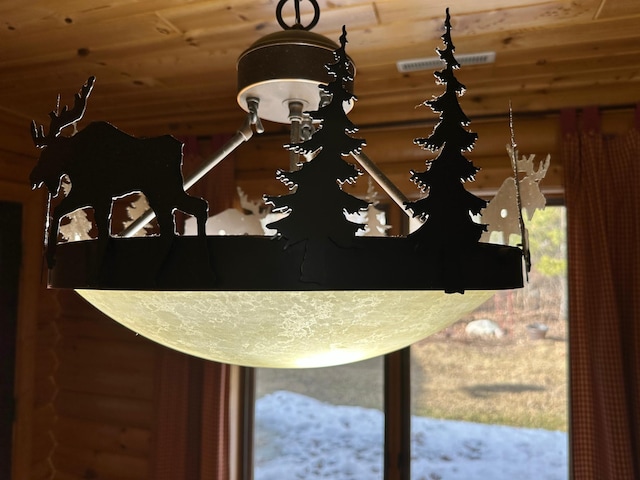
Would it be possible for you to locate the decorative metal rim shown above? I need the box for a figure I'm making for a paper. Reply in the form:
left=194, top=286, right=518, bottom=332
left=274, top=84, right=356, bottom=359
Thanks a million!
left=48, top=236, right=524, bottom=292
left=276, top=0, right=320, bottom=31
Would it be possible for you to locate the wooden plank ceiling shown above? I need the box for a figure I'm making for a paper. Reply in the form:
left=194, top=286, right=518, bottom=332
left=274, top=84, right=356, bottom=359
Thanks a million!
left=1, top=0, right=638, bottom=137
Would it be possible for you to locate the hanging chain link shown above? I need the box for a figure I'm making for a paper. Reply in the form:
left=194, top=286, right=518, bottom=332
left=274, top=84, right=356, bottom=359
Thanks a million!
left=275, top=0, right=320, bottom=31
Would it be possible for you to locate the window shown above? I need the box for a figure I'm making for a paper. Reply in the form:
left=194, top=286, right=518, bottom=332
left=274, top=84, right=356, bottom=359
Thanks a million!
left=411, top=205, right=568, bottom=479
left=254, top=357, right=384, bottom=479
left=250, top=206, right=568, bottom=480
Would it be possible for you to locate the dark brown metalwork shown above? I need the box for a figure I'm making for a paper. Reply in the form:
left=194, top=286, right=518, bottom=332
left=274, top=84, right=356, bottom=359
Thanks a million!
left=48, top=235, right=524, bottom=291
left=405, top=8, right=491, bottom=293
left=33, top=15, right=524, bottom=294
left=29, top=78, right=208, bottom=267
left=265, top=26, right=368, bottom=257
left=276, top=0, right=320, bottom=31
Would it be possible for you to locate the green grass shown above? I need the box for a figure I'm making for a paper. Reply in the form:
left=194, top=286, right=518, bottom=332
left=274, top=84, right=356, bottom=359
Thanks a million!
left=257, top=321, right=567, bottom=432
left=411, top=334, right=567, bottom=431
left=256, top=356, right=384, bottom=410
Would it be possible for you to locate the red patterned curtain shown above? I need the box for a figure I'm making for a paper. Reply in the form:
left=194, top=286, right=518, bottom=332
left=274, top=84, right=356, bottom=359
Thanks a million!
left=152, top=135, right=236, bottom=480
left=561, top=106, right=640, bottom=479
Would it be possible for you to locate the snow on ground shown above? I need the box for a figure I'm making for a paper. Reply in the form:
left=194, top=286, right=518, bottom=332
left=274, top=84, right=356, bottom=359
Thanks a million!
left=255, top=391, right=567, bottom=480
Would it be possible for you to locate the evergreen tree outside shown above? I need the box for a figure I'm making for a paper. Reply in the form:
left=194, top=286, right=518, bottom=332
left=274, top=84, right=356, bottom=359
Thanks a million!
left=265, top=26, right=369, bottom=247
left=406, top=9, right=487, bottom=248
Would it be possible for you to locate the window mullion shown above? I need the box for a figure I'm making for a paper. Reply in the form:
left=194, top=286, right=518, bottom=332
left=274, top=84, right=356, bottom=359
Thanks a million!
left=384, top=347, right=411, bottom=480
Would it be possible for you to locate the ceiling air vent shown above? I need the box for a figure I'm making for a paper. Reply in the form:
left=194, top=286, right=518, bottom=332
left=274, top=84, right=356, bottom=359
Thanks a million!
left=397, top=51, right=496, bottom=73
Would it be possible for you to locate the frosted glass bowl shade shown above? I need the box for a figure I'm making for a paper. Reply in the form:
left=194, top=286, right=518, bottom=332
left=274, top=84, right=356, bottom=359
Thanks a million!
left=50, top=236, right=523, bottom=368
left=77, top=289, right=495, bottom=368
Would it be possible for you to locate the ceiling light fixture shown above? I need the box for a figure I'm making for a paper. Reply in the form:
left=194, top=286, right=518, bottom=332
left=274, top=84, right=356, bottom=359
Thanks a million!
left=30, top=3, right=525, bottom=368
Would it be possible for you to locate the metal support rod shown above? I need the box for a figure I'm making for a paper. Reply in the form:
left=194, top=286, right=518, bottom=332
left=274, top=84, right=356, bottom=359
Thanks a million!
left=351, top=151, right=410, bottom=213
left=288, top=101, right=304, bottom=170
left=120, top=99, right=264, bottom=238
left=351, top=151, right=423, bottom=232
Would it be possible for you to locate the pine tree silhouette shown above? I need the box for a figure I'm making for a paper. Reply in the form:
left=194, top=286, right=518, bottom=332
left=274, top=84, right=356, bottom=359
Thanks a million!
left=406, top=9, right=487, bottom=248
left=265, top=26, right=369, bottom=247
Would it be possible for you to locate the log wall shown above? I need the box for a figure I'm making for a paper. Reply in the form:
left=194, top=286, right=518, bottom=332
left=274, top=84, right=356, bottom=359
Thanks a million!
left=51, top=291, right=157, bottom=480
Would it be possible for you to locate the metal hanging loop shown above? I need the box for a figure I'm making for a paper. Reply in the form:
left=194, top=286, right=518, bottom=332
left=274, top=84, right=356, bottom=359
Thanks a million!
left=276, top=0, right=320, bottom=31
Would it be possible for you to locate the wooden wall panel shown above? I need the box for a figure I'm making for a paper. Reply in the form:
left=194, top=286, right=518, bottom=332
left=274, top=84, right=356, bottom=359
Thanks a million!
left=55, top=417, right=151, bottom=458
left=22, top=284, right=59, bottom=480
left=51, top=291, right=159, bottom=479
left=56, top=334, right=156, bottom=374
left=53, top=444, right=149, bottom=480
left=56, top=364, right=155, bottom=401
left=55, top=390, right=155, bottom=429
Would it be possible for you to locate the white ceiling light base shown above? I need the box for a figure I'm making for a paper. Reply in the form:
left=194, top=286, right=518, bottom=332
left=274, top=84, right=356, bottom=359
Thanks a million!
left=237, top=29, right=354, bottom=124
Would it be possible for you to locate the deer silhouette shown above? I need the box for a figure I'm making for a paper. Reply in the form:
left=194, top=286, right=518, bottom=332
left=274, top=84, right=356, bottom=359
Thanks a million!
left=30, top=76, right=208, bottom=267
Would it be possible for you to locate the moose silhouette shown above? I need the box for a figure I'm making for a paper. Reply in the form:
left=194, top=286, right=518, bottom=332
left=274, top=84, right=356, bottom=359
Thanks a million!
left=481, top=148, right=550, bottom=246
left=30, top=76, right=209, bottom=267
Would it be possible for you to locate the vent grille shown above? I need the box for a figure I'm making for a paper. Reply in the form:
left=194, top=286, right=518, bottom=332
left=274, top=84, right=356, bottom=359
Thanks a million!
left=397, top=51, right=496, bottom=73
